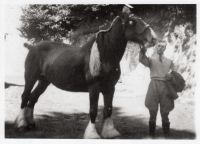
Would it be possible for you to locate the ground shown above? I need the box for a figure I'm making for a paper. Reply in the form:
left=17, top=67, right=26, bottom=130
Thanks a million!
left=5, top=65, right=195, bottom=139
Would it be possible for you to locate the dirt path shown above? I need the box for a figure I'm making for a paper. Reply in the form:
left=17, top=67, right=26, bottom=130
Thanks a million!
left=5, top=66, right=195, bottom=139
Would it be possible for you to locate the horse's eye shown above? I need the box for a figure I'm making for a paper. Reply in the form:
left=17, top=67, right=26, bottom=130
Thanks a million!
left=129, top=21, right=133, bottom=25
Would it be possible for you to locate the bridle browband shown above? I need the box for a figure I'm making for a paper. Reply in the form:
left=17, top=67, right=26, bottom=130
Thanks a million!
left=128, top=14, right=151, bottom=34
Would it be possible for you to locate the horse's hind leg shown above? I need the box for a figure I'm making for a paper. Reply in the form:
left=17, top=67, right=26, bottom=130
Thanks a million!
left=15, top=70, right=38, bottom=130
left=15, top=50, right=42, bottom=130
left=101, top=86, right=120, bottom=138
left=27, top=77, right=49, bottom=108
left=25, top=77, right=50, bottom=129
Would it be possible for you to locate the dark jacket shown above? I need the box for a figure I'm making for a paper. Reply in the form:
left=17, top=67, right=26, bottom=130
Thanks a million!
left=166, top=71, right=185, bottom=100
left=170, top=71, right=185, bottom=92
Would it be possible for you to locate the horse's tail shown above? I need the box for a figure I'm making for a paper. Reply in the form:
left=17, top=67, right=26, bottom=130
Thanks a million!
left=24, top=43, right=34, bottom=50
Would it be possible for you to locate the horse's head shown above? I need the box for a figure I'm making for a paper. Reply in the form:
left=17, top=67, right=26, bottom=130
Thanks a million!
left=122, top=7, right=157, bottom=48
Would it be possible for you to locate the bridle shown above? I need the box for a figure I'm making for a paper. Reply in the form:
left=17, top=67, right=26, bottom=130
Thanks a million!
left=135, top=23, right=153, bottom=50
left=135, top=22, right=151, bottom=35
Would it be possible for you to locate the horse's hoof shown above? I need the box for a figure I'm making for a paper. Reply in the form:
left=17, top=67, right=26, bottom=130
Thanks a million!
left=83, top=121, right=101, bottom=139
left=101, top=118, right=120, bottom=138
left=84, top=131, right=101, bottom=139
left=15, top=126, right=27, bottom=132
left=27, top=123, right=36, bottom=130
left=15, top=108, right=28, bottom=128
left=101, top=128, right=120, bottom=138
left=15, top=118, right=28, bottom=129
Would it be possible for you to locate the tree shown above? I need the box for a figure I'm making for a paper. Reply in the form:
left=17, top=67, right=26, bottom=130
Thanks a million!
left=18, top=4, right=196, bottom=44
left=18, top=4, right=123, bottom=43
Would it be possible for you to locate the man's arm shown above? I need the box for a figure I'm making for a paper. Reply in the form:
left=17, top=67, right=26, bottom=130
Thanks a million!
left=166, top=60, right=175, bottom=80
left=170, top=61, right=175, bottom=71
left=139, top=48, right=151, bottom=67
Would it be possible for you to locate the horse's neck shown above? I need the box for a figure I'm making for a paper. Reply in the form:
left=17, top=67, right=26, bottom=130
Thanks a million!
left=109, top=36, right=127, bottom=64
left=97, top=29, right=127, bottom=68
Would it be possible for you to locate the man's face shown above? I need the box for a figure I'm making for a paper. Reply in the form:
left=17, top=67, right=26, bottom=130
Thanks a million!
left=156, top=43, right=166, bottom=55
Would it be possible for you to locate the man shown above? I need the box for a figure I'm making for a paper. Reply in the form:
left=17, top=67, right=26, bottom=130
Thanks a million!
left=139, top=40, right=176, bottom=138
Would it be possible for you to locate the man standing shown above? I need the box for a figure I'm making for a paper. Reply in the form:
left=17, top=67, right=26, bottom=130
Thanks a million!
left=139, top=40, right=177, bottom=138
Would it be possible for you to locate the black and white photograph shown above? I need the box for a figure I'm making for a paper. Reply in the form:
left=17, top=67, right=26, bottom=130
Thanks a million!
left=1, top=1, right=199, bottom=143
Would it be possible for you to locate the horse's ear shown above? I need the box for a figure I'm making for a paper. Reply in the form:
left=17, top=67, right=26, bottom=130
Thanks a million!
left=122, top=6, right=131, bottom=15
left=121, top=6, right=132, bottom=23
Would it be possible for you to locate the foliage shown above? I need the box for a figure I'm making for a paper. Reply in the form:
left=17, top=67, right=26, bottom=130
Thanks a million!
left=18, top=4, right=123, bottom=43
left=169, top=24, right=196, bottom=97
left=19, top=4, right=196, bottom=44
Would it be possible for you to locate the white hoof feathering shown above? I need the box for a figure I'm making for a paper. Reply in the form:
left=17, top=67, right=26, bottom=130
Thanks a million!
left=101, top=118, right=120, bottom=138
left=83, top=121, right=101, bottom=139
left=15, top=108, right=28, bottom=128
left=15, top=107, right=34, bottom=128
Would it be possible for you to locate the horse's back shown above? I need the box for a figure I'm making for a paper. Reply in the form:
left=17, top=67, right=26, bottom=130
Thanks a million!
left=24, top=41, right=70, bottom=72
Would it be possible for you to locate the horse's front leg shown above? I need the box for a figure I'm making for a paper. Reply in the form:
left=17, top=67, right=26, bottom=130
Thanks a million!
left=83, top=83, right=100, bottom=139
left=101, top=86, right=120, bottom=138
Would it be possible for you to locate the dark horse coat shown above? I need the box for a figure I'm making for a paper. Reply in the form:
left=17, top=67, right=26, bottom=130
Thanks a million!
left=17, top=12, right=157, bottom=138
left=24, top=31, right=123, bottom=93
left=23, top=16, right=156, bottom=95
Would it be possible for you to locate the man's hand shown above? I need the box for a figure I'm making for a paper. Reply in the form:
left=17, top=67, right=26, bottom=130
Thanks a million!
left=165, top=73, right=172, bottom=80
left=140, top=47, right=147, bottom=54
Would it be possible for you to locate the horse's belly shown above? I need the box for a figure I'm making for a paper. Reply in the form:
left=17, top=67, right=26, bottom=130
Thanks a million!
left=53, top=81, right=88, bottom=92
left=52, top=76, right=88, bottom=92
left=45, top=67, right=89, bottom=92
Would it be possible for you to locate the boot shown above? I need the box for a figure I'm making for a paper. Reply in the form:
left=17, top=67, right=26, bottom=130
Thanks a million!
left=149, top=121, right=156, bottom=138
left=162, top=122, right=170, bottom=138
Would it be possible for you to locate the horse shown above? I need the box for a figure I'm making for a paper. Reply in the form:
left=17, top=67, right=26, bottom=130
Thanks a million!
left=15, top=7, right=157, bottom=139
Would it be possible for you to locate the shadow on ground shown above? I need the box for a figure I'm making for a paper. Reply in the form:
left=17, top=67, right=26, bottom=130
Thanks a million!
left=5, top=107, right=195, bottom=139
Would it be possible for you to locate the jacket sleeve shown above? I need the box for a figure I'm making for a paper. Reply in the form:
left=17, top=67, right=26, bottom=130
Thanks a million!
left=170, top=61, right=175, bottom=71
left=139, top=51, right=151, bottom=67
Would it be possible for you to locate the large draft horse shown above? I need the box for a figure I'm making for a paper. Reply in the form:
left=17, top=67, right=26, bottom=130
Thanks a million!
left=15, top=8, right=157, bottom=138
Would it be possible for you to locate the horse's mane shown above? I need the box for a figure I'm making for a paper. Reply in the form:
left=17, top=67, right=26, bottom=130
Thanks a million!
left=96, top=16, right=122, bottom=37
left=89, top=16, right=125, bottom=77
